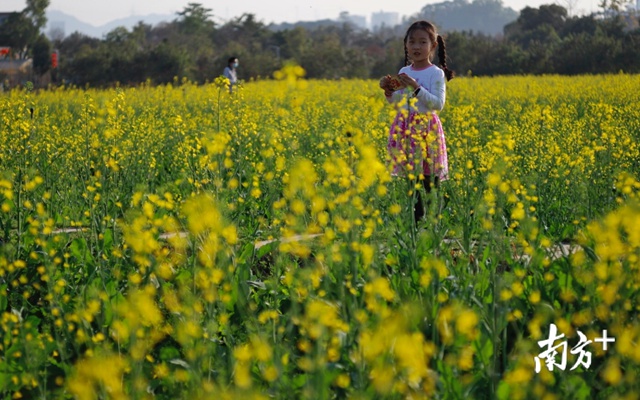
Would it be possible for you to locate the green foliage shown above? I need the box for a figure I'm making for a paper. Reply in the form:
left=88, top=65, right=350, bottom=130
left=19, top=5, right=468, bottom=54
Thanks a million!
left=598, top=0, right=633, bottom=12
left=176, top=2, right=215, bottom=34
left=5, top=1, right=637, bottom=86
left=0, top=0, right=49, bottom=60
left=24, top=0, right=50, bottom=32
left=0, top=12, right=37, bottom=59
left=31, top=34, right=51, bottom=75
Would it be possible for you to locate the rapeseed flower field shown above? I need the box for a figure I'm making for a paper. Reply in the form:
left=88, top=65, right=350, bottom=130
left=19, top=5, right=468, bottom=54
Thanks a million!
left=1, top=71, right=640, bottom=399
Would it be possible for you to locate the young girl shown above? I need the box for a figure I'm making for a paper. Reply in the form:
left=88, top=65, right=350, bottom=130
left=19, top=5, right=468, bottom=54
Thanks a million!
left=379, top=20, right=454, bottom=223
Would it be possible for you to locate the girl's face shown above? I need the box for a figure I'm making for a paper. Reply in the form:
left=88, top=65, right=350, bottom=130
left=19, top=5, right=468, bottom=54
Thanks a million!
left=406, top=29, right=436, bottom=66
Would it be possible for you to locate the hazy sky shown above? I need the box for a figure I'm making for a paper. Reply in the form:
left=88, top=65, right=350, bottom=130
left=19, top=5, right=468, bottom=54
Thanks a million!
left=4, top=0, right=603, bottom=26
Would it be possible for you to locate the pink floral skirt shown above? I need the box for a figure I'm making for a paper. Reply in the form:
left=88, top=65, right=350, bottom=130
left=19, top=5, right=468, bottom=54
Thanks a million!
left=387, top=111, right=449, bottom=181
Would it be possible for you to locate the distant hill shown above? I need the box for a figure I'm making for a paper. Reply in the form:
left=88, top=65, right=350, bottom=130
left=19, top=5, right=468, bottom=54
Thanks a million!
left=45, top=10, right=175, bottom=38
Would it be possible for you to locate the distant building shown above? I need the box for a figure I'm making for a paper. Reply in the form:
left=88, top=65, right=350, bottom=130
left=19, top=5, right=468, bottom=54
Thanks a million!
left=0, top=59, right=33, bottom=88
left=338, top=11, right=367, bottom=30
left=371, top=11, right=399, bottom=31
left=0, top=12, right=13, bottom=26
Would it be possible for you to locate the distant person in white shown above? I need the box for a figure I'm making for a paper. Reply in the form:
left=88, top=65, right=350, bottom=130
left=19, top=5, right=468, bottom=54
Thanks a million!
left=223, top=57, right=238, bottom=93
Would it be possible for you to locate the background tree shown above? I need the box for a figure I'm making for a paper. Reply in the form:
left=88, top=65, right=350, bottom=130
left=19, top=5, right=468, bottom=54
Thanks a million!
left=31, top=34, right=52, bottom=75
left=39, top=2, right=640, bottom=86
left=174, top=3, right=217, bottom=82
left=504, top=5, right=567, bottom=47
left=0, top=0, right=49, bottom=61
left=0, top=13, right=33, bottom=58
left=599, top=0, right=633, bottom=12
left=176, top=2, right=215, bottom=35
left=131, top=41, right=187, bottom=84
left=24, top=0, right=50, bottom=33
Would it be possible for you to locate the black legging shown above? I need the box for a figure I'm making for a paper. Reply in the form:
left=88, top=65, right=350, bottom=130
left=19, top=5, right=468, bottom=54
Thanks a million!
left=414, top=176, right=439, bottom=223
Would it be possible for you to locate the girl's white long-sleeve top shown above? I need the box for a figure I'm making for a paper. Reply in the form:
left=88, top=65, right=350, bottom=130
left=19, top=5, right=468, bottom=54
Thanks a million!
left=386, top=64, right=446, bottom=113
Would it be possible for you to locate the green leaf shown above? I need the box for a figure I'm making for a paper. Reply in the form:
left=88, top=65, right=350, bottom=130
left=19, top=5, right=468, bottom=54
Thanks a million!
left=256, top=240, right=277, bottom=259
left=103, top=300, right=114, bottom=326
left=4, top=344, right=21, bottom=359
left=105, top=280, right=117, bottom=297
left=69, top=237, right=84, bottom=259
left=481, top=245, right=491, bottom=266
left=176, top=270, right=192, bottom=286
left=496, top=380, right=510, bottom=400
left=562, top=375, right=591, bottom=399
left=411, top=269, right=420, bottom=284
left=0, top=284, right=7, bottom=312
left=237, top=242, right=255, bottom=265
left=292, top=373, right=307, bottom=389
left=70, top=237, right=94, bottom=265
left=0, top=372, right=12, bottom=391
left=25, top=315, right=41, bottom=330
left=479, top=338, right=493, bottom=366
left=159, top=346, right=181, bottom=361
left=102, top=228, right=114, bottom=250
left=484, top=290, right=494, bottom=305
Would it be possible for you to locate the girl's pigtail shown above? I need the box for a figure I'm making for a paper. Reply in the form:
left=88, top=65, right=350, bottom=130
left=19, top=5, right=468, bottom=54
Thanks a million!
left=437, top=34, right=454, bottom=81
left=404, top=45, right=409, bottom=67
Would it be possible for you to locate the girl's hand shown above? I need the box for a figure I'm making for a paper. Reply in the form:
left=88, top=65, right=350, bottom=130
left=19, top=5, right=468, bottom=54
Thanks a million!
left=379, top=75, right=391, bottom=90
left=398, top=73, right=419, bottom=90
